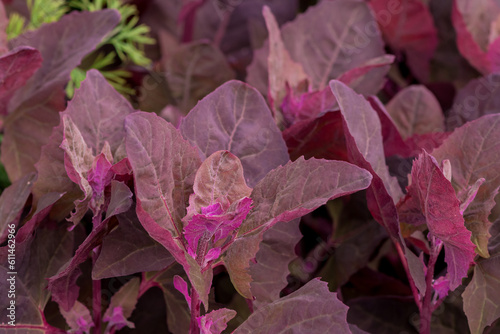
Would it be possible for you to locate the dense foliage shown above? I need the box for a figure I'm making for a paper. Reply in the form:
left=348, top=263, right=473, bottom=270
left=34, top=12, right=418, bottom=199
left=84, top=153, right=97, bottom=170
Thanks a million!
left=0, top=0, right=500, bottom=333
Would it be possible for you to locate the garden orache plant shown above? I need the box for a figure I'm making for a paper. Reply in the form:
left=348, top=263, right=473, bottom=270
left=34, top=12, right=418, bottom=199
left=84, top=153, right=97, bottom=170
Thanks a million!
left=3, top=0, right=500, bottom=333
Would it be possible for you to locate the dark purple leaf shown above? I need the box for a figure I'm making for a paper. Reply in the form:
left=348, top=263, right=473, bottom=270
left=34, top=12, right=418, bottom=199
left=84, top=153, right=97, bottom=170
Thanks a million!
left=0, top=47, right=42, bottom=116
left=0, top=172, right=35, bottom=243
left=225, top=157, right=372, bottom=297
left=166, top=41, right=235, bottom=113
left=48, top=183, right=133, bottom=311
left=149, top=264, right=191, bottom=334
left=249, top=219, right=301, bottom=307
left=180, top=80, right=289, bottom=187
left=446, top=73, right=500, bottom=130
left=93, top=209, right=174, bottom=279
left=283, top=111, right=348, bottom=161
left=346, top=296, right=419, bottom=334
left=0, top=223, right=75, bottom=329
left=2, top=10, right=120, bottom=181
left=234, top=279, right=351, bottom=333
left=432, top=114, right=500, bottom=258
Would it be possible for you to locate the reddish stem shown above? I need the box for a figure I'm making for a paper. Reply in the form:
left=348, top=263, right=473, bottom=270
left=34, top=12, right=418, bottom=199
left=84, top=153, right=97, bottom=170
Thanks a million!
left=189, top=287, right=201, bottom=334
left=394, top=241, right=422, bottom=312
left=92, top=246, right=102, bottom=334
left=419, top=238, right=442, bottom=334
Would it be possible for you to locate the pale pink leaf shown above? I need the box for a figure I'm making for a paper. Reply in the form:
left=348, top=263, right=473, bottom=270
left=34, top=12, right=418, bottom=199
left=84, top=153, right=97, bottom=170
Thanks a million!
left=103, top=277, right=140, bottom=330
left=262, top=5, right=309, bottom=112
left=59, top=301, right=94, bottom=334
left=197, top=308, right=236, bottom=334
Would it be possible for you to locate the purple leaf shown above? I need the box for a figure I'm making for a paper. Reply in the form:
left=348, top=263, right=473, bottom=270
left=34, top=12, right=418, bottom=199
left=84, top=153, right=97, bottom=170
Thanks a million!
left=463, top=219, right=500, bottom=333
left=330, top=80, right=403, bottom=240
left=346, top=296, right=419, bottom=334
left=197, top=308, right=237, bottom=334
left=125, top=111, right=212, bottom=306
left=103, top=277, right=140, bottom=331
left=2, top=10, right=120, bottom=182
left=32, top=70, right=135, bottom=222
left=447, top=73, right=500, bottom=130
left=48, top=183, right=132, bottom=311
left=226, top=157, right=372, bottom=298
left=0, top=46, right=42, bottom=116
left=166, top=41, right=235, bottom=113
left=281, top=86, right=337, bottom=125
left=369, top=0, right=438, bottom=81
left=8, top=10, right=120, bottom=113
left=248, top=0, right=385, bottom=91
left=451, top=0, right=499, bottom=74
left=180, top=80, right=289, bottom=187
left=249, top=219, right=301, bottom=307
left=398, top=151, right=475, bottom=289
left=234, top=279, right=351, bottom=333
left=386, top=85, right=445, bottom=139
left=0, top=172, right=35, bottom=243
left=432, top=114, right=500, bottom=258
left=336, top=54, right=395, bottom=96
left=60, top=301, right=94, bottom=334
left=283, top=111, right=348, bottom=162
left=150, top=264, right=191, bottom=334
left=93, top=209, right=174, bottom=279
left=0, top=223, right=75, bottom=328
left=262, top=5, right=309, bottom=112
left=126, top=111, right=201, bottom=242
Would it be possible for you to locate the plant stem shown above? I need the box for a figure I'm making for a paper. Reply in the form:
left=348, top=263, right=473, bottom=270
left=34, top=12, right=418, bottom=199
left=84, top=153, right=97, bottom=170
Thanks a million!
left=92, top=246, right=102, bottom=334
left=189, top=287, right=201, bottom=334
left=419, top=238, right=441, bottom=334
left=394, top=241, right=422, bottom=312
